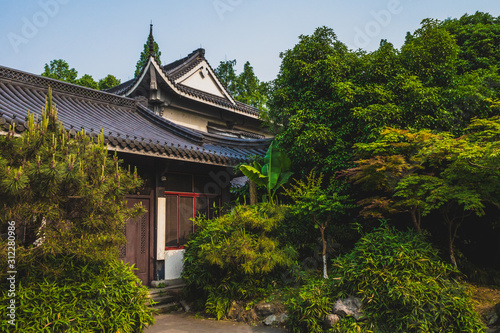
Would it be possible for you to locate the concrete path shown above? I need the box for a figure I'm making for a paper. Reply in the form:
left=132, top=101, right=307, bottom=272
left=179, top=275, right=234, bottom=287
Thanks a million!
left=145, top=312, right=289, bottom=333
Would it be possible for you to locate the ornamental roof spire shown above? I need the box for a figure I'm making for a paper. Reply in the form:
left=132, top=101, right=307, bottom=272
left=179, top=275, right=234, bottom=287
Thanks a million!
left=148, top=23, right=154, bottom=57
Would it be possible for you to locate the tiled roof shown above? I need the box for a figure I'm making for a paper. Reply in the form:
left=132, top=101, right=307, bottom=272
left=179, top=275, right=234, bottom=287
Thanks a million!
left=107, top=49, right=260, bottom=117
left=0, top=66, right=270, bottom=166
left=163, top=48, right=206, bottom=81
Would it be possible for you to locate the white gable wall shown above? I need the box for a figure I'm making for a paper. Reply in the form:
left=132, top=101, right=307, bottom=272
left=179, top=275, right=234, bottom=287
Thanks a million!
left=179, top=67, right=225, bottom=98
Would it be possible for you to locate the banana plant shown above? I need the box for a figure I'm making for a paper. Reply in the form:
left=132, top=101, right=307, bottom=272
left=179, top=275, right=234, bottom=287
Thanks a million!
left=239, top=141, right=293, bottom=204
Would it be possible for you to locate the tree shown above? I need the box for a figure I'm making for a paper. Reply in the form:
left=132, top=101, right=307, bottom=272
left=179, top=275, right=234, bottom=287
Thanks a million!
left=401, top=18, right=459, bottom=87
left=343, top=118, right=500, bottom=267
left=441, top=12, right=500, bottom=73
left=0, top=89, right=154, bottom=331
left=268, top=26, right=366, bottom=178
left=42, top=59, right=122, bottom=92
left=214, top=59, right=238, bottom=94
left=0, top=87, right=143, bottom=259
left=286, top=172, right=351, bottom=279
left=214, top=59, right=269, bottom=110
left=77, top=73, right=98, bottom=89
left=98, top=74, right=121, bottom=90
left=42, top=59, right=78, bottom=84
left=134, top=34, right=161, bottom=77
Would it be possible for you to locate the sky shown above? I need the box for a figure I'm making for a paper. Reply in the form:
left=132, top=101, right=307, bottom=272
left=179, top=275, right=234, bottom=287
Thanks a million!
left=1, top=0, right=499, bottom=84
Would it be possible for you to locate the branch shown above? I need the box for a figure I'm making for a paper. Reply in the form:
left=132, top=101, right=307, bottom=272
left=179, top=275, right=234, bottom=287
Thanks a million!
left=468, top=161, right=499, bottom=170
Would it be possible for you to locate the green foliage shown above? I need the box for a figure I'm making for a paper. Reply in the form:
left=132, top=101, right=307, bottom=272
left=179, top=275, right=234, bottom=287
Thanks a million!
left=285, top=172, right=353, bottom=278
left=285, top=278, right=334, bottom=333
left=134, top=36, right=161, bottom=77
left=269, top=26, right=363, bottom=177
left=441, top=12, right=500, bottom=73
left=401, top=18, right=459, bottom=87
left=0, top=89, right=152, bottom=331
left=330, top=226, right=485, bottom=332
left=0, top=88, right=143, bottom=260
left=214, top=59, right=269, bottom=111
left=182, top=204, right=297, bottom=319
left=77, top=74, right=99, bottom=89
left=286, top=172, right=350, bottom=227
left=42, top=59, right=78, bottom=84
left=269, top=16, right=500, bottom=178
left=98, top=74, right=121, bottom=90
left=344, top=119, right=500, bottom=267
left=0, top=255, right=154, bottom=332
left=41, top=59, right=121, bottom=91
left=239, top=141, right=293, bottom=204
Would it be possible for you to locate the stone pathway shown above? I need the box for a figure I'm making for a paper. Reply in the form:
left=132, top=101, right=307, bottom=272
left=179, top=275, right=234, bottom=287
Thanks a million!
left=145, top=312, right=289, bottom=333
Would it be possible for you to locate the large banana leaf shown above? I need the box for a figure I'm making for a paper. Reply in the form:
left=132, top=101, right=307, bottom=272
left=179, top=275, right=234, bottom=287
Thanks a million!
left=262, top=141, right=282, bottom=191
left=239, top=165, right=267, bottom=186
left=239, top=141, right=293, bottom=204
left=273, top=171, right=294, bottom=192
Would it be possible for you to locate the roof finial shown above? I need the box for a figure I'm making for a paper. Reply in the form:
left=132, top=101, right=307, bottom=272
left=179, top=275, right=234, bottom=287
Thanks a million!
left=148, top=22, right=154, bottom=57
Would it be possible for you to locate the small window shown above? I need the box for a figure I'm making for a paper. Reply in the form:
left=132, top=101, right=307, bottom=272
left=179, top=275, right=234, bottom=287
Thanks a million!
left=165, top=192, right=220, bottom=249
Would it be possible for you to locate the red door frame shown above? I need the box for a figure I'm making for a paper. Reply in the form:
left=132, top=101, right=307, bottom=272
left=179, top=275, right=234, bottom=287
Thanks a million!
left=164, top=191, right=219, bottom=250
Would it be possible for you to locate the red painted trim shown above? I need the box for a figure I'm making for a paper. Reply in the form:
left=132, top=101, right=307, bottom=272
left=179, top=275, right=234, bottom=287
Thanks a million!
left=193, top=197, right=196, bottom=234
left=177, top=195, right=181, bottom=249
left=164, top=191, right=220, bottom=250
left=164, top=191, right=219, bottom=198
left=165, top=246, right=185, bottom=250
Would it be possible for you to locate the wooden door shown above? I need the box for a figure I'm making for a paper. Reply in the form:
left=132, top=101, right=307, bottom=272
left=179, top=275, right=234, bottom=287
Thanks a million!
left=119, top=197, right=153, bottom=285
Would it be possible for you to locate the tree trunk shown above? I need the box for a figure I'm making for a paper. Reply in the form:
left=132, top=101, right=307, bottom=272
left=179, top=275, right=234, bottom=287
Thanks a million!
left=249, top=180, right=257, bottom=205
left=320, top=224, right=328, bottom=279
left=448, top=220, right=457, bottom=268
left=444, top=211, right=462, bottom=269
left=410, top=206, right=421, bottom=233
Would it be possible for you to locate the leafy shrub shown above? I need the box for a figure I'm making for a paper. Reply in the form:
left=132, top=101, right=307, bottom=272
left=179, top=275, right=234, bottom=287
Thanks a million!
left=285, top=278, right=334, bottom=333
left=182, top=204, right=297, bottom=319
left=330, top=226, right=485, bottom=332
left=0, top=252, right=154, bottom=333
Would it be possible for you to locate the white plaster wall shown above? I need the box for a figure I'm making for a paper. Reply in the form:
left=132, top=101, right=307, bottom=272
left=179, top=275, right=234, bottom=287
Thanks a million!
left=180, top=68, right=224, bottom=97
left=156, top=197, right=166, bottom=260
left=164, top=249, right=185, bottom=280
left=163, top=107, right=209, bottom=132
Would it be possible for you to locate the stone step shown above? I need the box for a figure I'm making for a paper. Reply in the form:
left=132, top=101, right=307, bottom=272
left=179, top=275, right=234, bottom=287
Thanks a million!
left=150, top=294, right=177, bottom=305
left=151, top=302, right=182, bottom=314
left=147, top=286, right=182, bottom=297
left=150, top=278, right=185, bottom=289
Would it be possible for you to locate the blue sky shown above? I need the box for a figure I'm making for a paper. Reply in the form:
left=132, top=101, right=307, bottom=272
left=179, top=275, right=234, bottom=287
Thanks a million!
left=1, top=0, right=499, bottom=83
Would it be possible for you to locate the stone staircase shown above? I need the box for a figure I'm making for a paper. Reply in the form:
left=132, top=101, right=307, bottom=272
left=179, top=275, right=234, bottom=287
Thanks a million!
left=147, top=279, right=185, bottom=314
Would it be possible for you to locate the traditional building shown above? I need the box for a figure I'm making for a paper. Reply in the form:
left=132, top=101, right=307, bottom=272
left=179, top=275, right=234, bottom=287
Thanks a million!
left=0, top=26, right=270, bottom=285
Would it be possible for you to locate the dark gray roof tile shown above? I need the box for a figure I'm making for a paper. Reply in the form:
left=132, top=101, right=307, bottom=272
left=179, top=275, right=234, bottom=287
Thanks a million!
left=0, top=66, right=270, bottom=166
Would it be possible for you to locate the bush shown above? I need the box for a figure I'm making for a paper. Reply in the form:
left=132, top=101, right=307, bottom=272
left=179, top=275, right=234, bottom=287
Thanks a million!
left=285, top=278, right=334, bottom=333
left=330, top=225, right=485, bottom=332
left=0, top=90, right=152, bottom=332
left=182, top=204, right=297, bottom=319
left=0, top=253, right=154, bottom=332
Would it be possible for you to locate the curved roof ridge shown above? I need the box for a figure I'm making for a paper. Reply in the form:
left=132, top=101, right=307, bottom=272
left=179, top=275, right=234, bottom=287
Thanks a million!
left=107, top=50, right=261, bottom=117
left=162, top=48, right=205, bottom=74
left=0, top=66, right=135, bottom=108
